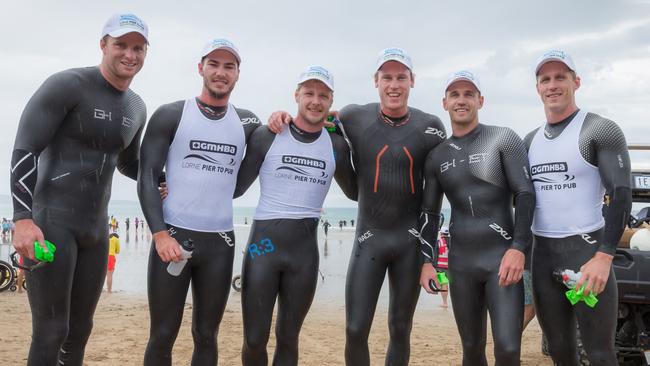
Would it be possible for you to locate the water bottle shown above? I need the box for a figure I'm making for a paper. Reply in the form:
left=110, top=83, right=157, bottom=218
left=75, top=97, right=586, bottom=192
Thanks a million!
left=553, top=268, right=580, bottom=288
left=167, top=239, right=194, bottom=276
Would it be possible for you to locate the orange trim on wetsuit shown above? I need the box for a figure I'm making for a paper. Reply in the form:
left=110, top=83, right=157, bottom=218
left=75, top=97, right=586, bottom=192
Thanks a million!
left=374, top=145, right=389, bottom=192
left=402, top=146, right=414, bottom=194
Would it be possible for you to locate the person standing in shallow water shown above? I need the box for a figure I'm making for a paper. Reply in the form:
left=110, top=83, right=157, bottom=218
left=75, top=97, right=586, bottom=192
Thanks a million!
left=9, top=13, right=149, bottom=366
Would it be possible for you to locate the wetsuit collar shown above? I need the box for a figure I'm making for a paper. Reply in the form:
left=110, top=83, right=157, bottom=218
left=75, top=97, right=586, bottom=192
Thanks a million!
left=544, top=109, right=580, bottom=139
left=379, top=108, right=410, bottom=127
left=95, top=66, right=128, bottom=94
left=289, top=122, right=321, bottom=143
left=451, top=123, right=482, bottom=140
left=195, top=97, right=228, bottom=120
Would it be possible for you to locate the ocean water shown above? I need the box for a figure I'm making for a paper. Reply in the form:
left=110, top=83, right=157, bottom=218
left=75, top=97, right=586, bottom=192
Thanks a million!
left=1, top=194, right=456, bottom=228
left=0, top=194, right=451, bottom=309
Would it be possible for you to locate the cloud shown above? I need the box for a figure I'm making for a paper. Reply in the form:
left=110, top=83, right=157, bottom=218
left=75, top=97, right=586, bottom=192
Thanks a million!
left=2, top=0, right=650, bottom=206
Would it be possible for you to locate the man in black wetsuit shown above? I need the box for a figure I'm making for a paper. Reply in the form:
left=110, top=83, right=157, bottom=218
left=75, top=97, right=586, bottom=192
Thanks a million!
left=137, top=38, right=261, bottom=366
left=234, top=65, right=357, bottom=366
left=419, top=71, right=535, bottom=365
left=525, top=50, right=631, bottom=366
left=9, top=13, right=149, bottom=366
left=269, top=48, right=446, bottom=366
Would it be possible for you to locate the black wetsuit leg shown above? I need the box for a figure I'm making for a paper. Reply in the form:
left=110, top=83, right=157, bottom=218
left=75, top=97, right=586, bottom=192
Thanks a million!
left=345, top=227, right=420, bottom=366
left=25, top=209, right=109, bottom=366
left=448, top=245, right=524, bottom=366
left=144, top=225, right=235, bottom=366
left=448, top=246, right=524, bottom=366
left=532, top=229, right=617, bottom=366
left=241, top=218, right=319, bottom=366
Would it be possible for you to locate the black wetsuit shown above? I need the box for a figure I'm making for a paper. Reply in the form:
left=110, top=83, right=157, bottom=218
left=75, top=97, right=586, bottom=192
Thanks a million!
left=234, top=123, right=357, bottom=366
left=524, top=110, right=631, bottom=366
left=421, top=124, right=535, bottom=366
left=338, top=103, right=446, bottom=366
left=137, top=99, right=260, bottom=366
left=10, top=67, right=146, bottom=366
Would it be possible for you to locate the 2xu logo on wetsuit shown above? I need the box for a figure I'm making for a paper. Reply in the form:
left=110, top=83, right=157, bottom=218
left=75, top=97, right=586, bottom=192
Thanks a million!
left=275, top=155, right=329, bottom=185
left=530, top=161, right=577, bottom=191
left=181, top=140, right=238, bottom=174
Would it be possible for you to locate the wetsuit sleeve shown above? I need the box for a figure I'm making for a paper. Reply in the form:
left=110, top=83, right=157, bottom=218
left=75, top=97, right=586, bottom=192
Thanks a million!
left=235, top=107, right=262, bottom=142
left=234, top=126, right=276, bottom=198
left=11, top=71, right=81, bottom=220
left=338, top=105, right=358, bottom=125
left=592, top=119, right=631, bottom=255
left=330, top=132, right=358, bottom=201
left=116, top=125, right=145, bottom=180
left=500, top=129, right=535, bottom=253
left=420, top=149, right=443, bottom=264
left=522, top=128, right=538, bottom=152
left=137, top=101, right=184, bottom=234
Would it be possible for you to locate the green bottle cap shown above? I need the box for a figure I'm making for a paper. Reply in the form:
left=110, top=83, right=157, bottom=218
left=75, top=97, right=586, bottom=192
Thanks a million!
left=34, top=240, right=56, bottom=263
left=437, top=272, right=449, bottom=285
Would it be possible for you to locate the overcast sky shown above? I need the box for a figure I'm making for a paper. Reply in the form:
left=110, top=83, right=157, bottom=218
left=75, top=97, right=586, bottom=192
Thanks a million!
left=1, top=0, right=649, bottom=207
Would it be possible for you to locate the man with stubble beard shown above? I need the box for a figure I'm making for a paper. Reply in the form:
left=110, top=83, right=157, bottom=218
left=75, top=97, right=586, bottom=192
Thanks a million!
left=138, top=38, right=261, bottom=366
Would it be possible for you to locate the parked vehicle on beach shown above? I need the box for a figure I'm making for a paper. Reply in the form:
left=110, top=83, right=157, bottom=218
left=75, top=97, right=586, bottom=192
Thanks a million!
left=613, top=144, right=650, bottom=366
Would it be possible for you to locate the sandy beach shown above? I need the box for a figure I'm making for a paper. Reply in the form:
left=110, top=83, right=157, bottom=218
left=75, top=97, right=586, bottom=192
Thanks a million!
left=0, top=289, right=553, bottom=365
left=0, top=224, right=553, bottom=365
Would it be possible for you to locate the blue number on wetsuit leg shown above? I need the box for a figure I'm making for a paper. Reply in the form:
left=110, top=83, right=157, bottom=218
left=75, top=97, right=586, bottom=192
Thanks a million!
left=248, top=243, right=262, bottom=259
left=261, top=238, right=275, bottom=253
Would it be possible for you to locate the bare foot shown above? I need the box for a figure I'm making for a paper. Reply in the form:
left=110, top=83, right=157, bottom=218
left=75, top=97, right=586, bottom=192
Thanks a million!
left=440, top=304, right=448, bottom=308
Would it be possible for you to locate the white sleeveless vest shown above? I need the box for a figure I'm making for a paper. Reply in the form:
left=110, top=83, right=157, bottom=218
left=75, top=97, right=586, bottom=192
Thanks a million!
left=162, top=99, right=245, bottom=232
left=528, top=110, right=605, bottom=237
left=254, top=127, right=336, bottom=220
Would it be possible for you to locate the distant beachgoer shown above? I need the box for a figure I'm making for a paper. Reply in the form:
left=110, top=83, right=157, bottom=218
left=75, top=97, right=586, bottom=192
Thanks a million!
left=339, top=220, right=343, bottom=231
left=135, top=217, right=140, bottom=230
left=436, top=227, right=450, bottom=308
left=106, top=233, right=121, bottom=293
left=351, top=219, right=355, bottom=227
left=125, top=217, right=130, bottom=231
left=110, top=216, right=118, bottom=232
left=323, top=220, right=331, bottom=237
left=1, top=218, right=9, bottom=238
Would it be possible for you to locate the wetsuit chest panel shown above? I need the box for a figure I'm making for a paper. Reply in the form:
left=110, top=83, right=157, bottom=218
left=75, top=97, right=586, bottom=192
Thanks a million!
left=48, top=69, right=143, bottom=152
left=341, top=103, right=445, bottom=228
left=32, top=67, right=146, bottom=218
left=255, top=127, right=336, bottom=220
left=529, top=110, right=605, bottom=237
left=434, top=125, right=520, bottom=249
left=163, top=100, right=246, bottom=232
